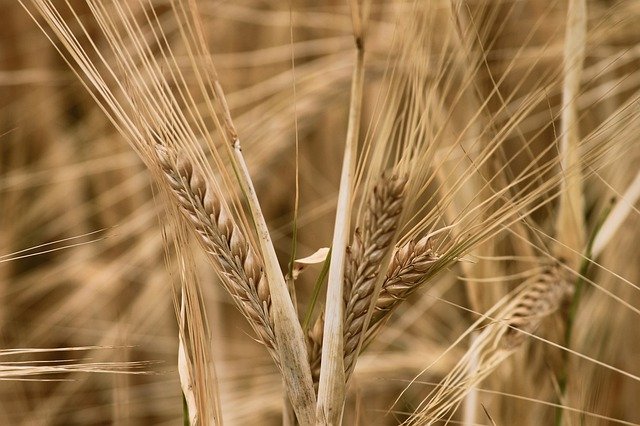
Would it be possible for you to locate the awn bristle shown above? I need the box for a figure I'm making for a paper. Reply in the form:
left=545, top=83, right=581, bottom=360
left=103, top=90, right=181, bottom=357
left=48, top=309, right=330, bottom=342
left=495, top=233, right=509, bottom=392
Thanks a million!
left=155, top=145, right=278, bottom=363
left=342, top=173, right=407, bottom=378
left=501, top=264, right=574, bottom=349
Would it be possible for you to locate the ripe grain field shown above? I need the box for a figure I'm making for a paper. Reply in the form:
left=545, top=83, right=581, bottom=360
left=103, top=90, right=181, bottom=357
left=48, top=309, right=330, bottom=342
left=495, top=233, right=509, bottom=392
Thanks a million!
left=1, top=1, right=639, bottom=425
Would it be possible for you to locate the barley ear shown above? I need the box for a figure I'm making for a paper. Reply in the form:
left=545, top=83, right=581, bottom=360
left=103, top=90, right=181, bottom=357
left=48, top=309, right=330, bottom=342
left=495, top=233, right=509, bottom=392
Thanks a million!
left=343, top=174, right=407, bottom=380
left=408, top=265, right=574, bottom=424
left=155, top=145, right=279, bottom=362
left=370, top=236, right=440, bottom=330
left=501, top=264, right=574, bottom=349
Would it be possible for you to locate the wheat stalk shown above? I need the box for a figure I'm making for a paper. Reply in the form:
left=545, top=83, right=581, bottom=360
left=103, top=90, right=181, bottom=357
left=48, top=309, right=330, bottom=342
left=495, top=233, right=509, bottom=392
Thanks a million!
left=554, top=0, right=588, bottom=270
left=155, top=144, right=278, bottom=363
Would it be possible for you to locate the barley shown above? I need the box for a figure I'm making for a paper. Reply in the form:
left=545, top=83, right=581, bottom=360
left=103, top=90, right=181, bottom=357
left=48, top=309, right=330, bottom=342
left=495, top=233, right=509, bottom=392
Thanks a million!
left=407, top=265, right=575, bottom=424
left=309, top=233, right=441, bottom=385
left=343, top=173, right=407, bottom=377
left=501, top=264, right=574, bottom=349
left=156, top=144, right=278, bottom=362
left=308, top=174, right=407, bottom=383
left=371, top=236, right=440, bottom=325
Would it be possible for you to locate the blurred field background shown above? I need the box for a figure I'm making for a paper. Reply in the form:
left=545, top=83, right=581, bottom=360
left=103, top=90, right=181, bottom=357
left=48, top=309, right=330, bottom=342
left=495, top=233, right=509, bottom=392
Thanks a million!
left=1, top=0, right=640, bottom=425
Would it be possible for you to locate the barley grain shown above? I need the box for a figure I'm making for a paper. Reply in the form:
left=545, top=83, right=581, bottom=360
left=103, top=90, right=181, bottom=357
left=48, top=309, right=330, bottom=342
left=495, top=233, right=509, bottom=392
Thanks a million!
left=156, top=144, right=278, bottom=362
left=501, top=264, right=573, bottom=349
left=371, top=236, right=440, bottom=326
left=343, top=173, right=407, bottom=377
